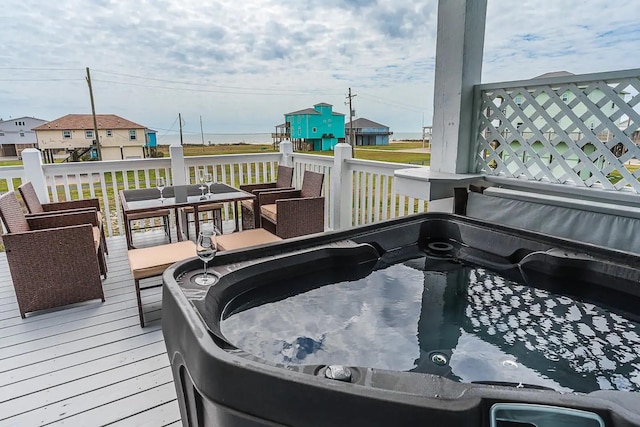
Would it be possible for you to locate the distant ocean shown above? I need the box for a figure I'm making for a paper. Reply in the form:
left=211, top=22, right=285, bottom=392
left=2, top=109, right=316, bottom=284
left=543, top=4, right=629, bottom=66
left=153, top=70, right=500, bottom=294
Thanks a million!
left=156, top=132, right=423, bottom=146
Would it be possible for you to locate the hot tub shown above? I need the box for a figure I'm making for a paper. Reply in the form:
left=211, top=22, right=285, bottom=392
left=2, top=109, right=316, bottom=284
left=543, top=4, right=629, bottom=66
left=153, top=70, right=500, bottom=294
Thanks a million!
left=162, top=213, right=640, bottom=426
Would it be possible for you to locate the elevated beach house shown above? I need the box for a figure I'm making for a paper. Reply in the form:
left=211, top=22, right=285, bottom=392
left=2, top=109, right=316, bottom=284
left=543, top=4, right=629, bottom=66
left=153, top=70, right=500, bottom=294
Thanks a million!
left=285, top=102, right=345, bottom=151
left=33, top=114, right=148, bottom=161
left=0, top=116, right=47, bottom=158
left=345, top=118, right=392, bottom=146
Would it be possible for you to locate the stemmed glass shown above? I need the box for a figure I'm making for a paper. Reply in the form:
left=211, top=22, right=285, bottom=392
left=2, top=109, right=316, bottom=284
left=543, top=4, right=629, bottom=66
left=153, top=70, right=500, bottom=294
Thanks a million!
left=195, top=228, right=218, bottom=285
left=205, top=172, right=213, bottom=197
left=156, top=177, right=165, bottom=201
left=198, top=169, right=206, bottom=199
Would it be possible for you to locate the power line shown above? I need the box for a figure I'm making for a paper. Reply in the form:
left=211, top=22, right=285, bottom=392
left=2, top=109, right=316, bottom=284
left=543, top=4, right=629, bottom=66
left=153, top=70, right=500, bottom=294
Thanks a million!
left=358, top=92, right=425, bottom=113
left=0, top=78, right=83, bottom=82
left=92, top=69, right=334, bottom=94
left=0, top=67, right=82, bottom=71
left=91, top=78, right=338, bottom=97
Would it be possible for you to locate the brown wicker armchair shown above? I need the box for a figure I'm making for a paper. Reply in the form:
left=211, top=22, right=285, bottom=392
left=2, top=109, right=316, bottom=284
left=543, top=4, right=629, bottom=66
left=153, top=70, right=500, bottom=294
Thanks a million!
left=240, top=165, right=294, bottom=230
left=258, top=170, right=325, bottom=239
left=19, top=181, right=109, bottom=255
left=0, top=191, right=105, bottom=318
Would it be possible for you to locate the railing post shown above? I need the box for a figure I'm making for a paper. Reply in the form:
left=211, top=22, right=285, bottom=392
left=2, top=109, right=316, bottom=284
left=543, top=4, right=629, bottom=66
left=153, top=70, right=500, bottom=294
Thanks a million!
left=170, top=144, right=186, bottom=186
left=331, top=142, right=353, bottom=231
left=279, top=139, right=293, bottom=167
left=21, top=148, right=49, bottom=202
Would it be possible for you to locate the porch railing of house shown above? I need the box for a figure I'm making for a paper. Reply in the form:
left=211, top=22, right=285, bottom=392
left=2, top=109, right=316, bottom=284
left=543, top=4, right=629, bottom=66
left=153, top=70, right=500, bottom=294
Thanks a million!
left=0, top=145, right=427, bottom=237
left=474, top=68, right=640, bottom=193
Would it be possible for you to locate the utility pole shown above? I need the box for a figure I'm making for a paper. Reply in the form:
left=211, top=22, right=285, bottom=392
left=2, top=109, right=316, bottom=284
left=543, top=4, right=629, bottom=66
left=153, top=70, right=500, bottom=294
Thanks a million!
left=345, top=87, right=357, bottom=154
left=85, top=67, right=102, bottom=161
left=200, top=115, right=205, bottom=151
left=179, top=113, right=184, bottom=145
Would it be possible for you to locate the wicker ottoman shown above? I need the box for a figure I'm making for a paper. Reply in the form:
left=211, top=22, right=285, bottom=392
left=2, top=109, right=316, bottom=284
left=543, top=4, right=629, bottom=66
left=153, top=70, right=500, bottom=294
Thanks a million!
left=127, top=241, right=196, bottom=327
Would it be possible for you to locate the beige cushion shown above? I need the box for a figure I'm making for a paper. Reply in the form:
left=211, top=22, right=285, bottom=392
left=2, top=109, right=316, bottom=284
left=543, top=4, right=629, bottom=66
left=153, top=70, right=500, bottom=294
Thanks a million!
left=182, top=203, right=223, bottom=214
left=93, top=226, right=101, bottom=251
left=260, top=204, right=277, bottom=223
left=127, top=209, right=171, bottom=221
left=128, top=241, right=196, bottom=280
left=217, top=229, right=282, bottom=251
left=240, top=199, right=253, bottom=209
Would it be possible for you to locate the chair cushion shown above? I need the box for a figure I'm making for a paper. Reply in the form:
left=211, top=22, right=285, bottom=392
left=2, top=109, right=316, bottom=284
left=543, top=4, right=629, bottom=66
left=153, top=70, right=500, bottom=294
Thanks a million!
left=128, top=241, right=196, bottom=280
left=240, top=199, right=253, bottom=209
left=182, top=203, right=224, bottom=214
left=217, top=229, right=282, bottom=251
left=127, top=209, right=171, bottom=221
left=260, top=204, right=277, bottom=223
left=93, top=226, right=101, bottom=251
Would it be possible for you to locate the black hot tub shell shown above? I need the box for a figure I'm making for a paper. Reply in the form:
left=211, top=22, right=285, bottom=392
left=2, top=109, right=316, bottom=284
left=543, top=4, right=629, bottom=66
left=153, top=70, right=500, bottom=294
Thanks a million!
left=162, top=213, right=640, bottom=426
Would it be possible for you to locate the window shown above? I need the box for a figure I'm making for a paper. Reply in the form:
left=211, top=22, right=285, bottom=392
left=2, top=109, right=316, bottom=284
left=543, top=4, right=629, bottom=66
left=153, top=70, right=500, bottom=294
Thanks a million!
left=514, top=94, right=524, bottom=105
left=19, top=132, right=25, bottom=137
left=561, top=92, right=569, bottom=102
left=312, top=127, right=317, bottom=133
left=0, top=132, right=4, bottom=136
left=85, top=130, right=94, bottom=139
left=63, top=130, right=71, bottom=139
left=106, top=129, right=113, bottom=137
left=129, top=130, right=137, bottom=141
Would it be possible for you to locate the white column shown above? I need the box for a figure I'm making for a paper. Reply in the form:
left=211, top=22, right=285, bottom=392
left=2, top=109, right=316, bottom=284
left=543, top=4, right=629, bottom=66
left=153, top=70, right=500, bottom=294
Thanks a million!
left=331, top=142, right=353, bottom=231
left=279, top=139, right=293, bottom=167
left=169, top=144, right=186, bottom=186
left=431, top=0, right=487, bottom=174
left=21, top=148, right=49, bottom=202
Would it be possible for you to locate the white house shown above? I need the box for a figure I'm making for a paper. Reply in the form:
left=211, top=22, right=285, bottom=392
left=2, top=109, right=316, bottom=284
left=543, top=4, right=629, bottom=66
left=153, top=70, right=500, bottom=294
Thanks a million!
left=0, top=116, right=47, bottom=158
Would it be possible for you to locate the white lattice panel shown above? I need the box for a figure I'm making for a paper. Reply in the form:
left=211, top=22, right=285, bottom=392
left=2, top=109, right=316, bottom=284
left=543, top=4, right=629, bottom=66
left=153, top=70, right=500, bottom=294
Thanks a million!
left=475, top=70, right=640, bottom=192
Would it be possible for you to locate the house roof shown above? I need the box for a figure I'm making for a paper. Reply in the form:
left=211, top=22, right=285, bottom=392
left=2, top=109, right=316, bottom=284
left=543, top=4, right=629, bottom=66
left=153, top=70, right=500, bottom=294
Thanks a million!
left=534, top=71, right=575, bottom=79
left=285, top=108, right=320, bottom=116
left=345, top=118, right=389, bottom=129
left=285, top=102, right=345, bottom=116
left=0, top=116, right=47, bottom=123
left=33, top=114, right=145, bottom=131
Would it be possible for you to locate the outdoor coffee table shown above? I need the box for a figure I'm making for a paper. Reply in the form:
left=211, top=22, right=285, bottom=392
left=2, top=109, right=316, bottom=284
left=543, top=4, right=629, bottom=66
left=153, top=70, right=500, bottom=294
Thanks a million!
left=120, top=183, right=255, bottom=249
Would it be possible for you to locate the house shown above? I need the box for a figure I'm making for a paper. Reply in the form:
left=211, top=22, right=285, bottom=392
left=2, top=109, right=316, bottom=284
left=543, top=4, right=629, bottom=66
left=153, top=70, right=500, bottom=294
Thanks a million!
left=0, top=116, right=47, bottom=158
left=33, top=114, right=148, bottom=161
left=345, top=118, right=392, bottom=146
left=284, top=103, right=345, bottom=151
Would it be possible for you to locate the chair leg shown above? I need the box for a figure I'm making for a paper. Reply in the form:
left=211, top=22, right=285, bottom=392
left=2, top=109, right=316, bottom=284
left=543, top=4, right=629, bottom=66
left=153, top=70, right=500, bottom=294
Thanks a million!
left=163, top=214, right=171, bottom=243
left=98, top=246, right=108, bottom=279
left=101, top=228, right=109, bottom=255
left=134, top=279, right=145, bottom=327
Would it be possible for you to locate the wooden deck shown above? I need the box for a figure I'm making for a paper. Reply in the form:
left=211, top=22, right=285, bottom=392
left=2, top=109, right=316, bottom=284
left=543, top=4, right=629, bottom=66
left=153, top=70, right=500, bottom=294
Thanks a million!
left=0, top=233, right=184, bottom=426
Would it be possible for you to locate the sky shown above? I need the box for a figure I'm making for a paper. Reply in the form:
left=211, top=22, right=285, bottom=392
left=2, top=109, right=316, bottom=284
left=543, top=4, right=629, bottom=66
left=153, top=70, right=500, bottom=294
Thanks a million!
left=1, top=0, right=639, bottom=141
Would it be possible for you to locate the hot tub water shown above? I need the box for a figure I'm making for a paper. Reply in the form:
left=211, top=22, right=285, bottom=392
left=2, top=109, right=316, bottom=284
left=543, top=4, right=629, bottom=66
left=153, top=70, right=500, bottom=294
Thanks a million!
left=221, top=247, right=640, bottom=394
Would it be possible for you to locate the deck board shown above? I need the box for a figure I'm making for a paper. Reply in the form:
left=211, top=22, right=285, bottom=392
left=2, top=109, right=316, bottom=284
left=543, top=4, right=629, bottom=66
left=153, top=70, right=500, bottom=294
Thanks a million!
left=0, top=232, right=185, bottom=426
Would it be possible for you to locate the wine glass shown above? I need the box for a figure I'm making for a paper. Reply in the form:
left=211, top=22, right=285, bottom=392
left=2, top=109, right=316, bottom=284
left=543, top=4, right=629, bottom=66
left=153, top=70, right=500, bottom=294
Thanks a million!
left=156, top=177, right=166, bottom=201
left=195, top=228, right=218, bottom=286
left=198, top=169, right=206, bottom=198
left=205, top=172, right=213, bottom=197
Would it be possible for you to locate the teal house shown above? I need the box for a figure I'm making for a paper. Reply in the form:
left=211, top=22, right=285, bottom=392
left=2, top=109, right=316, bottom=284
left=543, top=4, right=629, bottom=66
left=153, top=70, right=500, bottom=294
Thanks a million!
left=285, top=103, right=345, bottom=151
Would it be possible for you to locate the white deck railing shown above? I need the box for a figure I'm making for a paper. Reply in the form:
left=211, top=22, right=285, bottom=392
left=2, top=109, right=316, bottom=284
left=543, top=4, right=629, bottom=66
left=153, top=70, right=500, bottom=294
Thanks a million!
left=475, top=68, right=640, bottom=193
left=1, top=144, right=429, bottom=236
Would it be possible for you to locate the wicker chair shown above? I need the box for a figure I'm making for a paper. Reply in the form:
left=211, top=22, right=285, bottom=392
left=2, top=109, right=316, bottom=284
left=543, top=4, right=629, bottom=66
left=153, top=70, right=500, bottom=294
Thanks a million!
left=19, top=181, right=109, bottom=255
left=0, top=191, right=105, bottom=318
left=240, top=165, right=294, bottom=230
left=258, top=170, right=325, bottom=239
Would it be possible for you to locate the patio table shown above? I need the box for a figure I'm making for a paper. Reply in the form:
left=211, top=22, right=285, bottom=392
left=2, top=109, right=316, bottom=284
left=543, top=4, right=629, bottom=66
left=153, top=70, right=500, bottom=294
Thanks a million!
left=120, top=183, right=255, bottom=249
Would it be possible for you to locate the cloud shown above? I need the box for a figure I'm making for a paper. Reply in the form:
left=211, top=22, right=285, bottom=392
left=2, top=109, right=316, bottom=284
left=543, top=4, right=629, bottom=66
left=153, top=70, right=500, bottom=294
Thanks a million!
left=0, top=0, right=638, bottom=133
